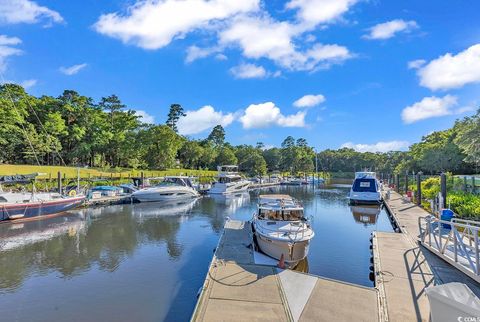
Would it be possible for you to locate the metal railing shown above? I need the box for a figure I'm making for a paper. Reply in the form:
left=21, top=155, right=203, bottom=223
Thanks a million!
left=419, top=215, right=480, bottom=282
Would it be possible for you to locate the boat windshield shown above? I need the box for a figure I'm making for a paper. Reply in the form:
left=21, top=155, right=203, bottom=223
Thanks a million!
left=258, top=208, right=304, bottom=221
left=352, top=178, right=377, bottom=192
left=158, top=177, right=190, bottom=187
left=218, top=176, right=241, bottom=183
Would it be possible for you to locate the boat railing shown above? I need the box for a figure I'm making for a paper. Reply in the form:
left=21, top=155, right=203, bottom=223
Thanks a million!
left=418, top=215, right=480, bottom=282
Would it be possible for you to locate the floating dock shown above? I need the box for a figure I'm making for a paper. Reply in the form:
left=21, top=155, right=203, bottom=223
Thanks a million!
left=191, top=220, right=379, bottom=322
left=84, top=195, right=132, bottom=207
left=376, top=190, right=480, bottom=321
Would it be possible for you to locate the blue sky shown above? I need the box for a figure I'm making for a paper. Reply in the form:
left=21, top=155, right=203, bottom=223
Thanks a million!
left=1, top=0, right=479, bottom=152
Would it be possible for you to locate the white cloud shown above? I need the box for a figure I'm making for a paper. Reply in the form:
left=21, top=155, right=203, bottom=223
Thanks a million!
left=219, top=15, right=352, bottom=71
left=185, top=45, right=221, bottom=63
left=230, top=63, right=267, bottom=79
left=135, top=110, right=155, bottom=124
left=293, top=94, right=325, bottom=108
left=177, top=105, right=234, bottom=135
left=341, top=140, right=410, bottom=153
left=0, top=0, right=63, bottom=25
left=0, top=35, right=22, bottom=72
left=240, top=102, right=306, bottom=129
left=417, top=44, right=480, bottom=90
left=407, top=59, right=426, bottom=69
left=286, top=0, right=358, bottom=26
left=364, top=19, right=418, bottom=40
left=401, top=95, right=457, bottom=124
left=93, top=0, right=259, bottom=50
left=215, top=53, right=228, bottom=61
left=20, top=79, right=37, bottom=89
left=59, top=63, right=88, bottom=76
left=93, top=0, right=355, bottom=73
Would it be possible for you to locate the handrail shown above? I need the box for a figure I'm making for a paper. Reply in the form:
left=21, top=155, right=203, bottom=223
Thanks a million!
left=419, top=215, right=480, bottom=279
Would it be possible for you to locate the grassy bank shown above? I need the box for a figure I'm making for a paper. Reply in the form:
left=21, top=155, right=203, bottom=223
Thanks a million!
left=0, top=164, right=217, bottom=179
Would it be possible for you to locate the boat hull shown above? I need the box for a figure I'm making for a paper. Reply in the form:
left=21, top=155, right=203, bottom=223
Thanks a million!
left=0, top=197, right=85, bottom=221
left=208, top=181, right=251, bottom=194
left=132, top=187, right=199, bottom=202
left=255, top=232, right=311, bottom=264
left=348, top=191, right=382, bottom=205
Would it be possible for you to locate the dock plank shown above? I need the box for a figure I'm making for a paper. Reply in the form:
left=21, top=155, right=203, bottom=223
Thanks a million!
left=192, top=219, right=379, bottom=322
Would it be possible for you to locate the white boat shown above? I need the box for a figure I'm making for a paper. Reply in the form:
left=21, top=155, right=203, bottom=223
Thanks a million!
left=348, top=172, right=382, bottom=205
left=253, top=194, right=314, bottom=265
left=208, top=165, right=251, bottom=194
left=132, top=176, right=200, bottom=202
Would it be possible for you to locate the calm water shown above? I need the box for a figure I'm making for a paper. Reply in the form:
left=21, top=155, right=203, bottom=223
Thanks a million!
left=0, top=184, right=393, bottom=322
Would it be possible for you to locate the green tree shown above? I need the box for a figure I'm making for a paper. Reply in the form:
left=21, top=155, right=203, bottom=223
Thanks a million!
left=139, top=125, right=184, bottom=169
left=215, top=146, right=237, bottom=166
left=455, top=110, right=480, bottom=172
left=207, top=125, right=225, bottom=147
left=166, top=103, right=186, bottom=133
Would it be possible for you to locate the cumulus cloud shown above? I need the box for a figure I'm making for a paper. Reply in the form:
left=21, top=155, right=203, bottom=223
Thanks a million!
left=177, top=105, right=234, bottom=135
left=59, top=63, right=88, bottom=76
left=219, top=15, right=352, bottom=71
left=417, top=44, right=480, bottom=90
left=240, top=102, right=306, bottom=129
left=286, top=0, right=358, bottom=26
left=401, top=95, right=457, bottom=124
left=230, top=63, right=267, bottom=79
left=135, top=110, right=155, bottom=124
left=407, top=59, right=426, bottom=69
left=94, top=0, right=355, bottom=73
left=93, top=0, right=259, bottom=50
left=341, top=141, right=410, bottom=153
left=363, top=19, right=418, bottom=40
left=293, top=94, right=325, bottom=108
left=0, top=35, right=22, bottom=72
left=0, top=0, right=63, bottom=25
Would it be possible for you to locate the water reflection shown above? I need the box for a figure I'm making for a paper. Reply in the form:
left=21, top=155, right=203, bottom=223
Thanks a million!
left=350, top=205, right=381, bottom=226
left=0, top=185, right=393, bottom=322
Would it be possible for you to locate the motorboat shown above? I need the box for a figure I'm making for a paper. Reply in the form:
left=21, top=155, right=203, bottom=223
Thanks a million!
left=132, top=176, right=200, bottom=202
left=208, top=165, right=251, bottom=194
left=252, top=194, right=314, bottom=265
left=0, top=174, right=85, bottom=221
left=348, top=172, right=382, bottom=205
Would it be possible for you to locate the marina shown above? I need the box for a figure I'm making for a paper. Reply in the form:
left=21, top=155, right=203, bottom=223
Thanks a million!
left=0, top=183, right=394, bottom=321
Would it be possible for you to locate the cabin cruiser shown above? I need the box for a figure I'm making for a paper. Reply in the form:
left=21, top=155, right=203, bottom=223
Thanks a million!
left=0, top=174, right=85, bottom=221
left=253, top=194, right=314, bottom=265
left=208, top=165, right=251, bottom=194
left=349, top=172, right=382, bottom=205
left=131, top=176, right=199, bottom=202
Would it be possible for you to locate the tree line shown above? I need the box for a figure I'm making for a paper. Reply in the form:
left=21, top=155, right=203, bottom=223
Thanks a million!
left=1, top=84, right=478, bottom=176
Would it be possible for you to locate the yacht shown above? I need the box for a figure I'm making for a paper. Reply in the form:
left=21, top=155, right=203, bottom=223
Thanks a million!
left=208, top=165, right=251, bottom=194
left=253, top=194, right=314, bottom=265
left=131, top=176, right=200, bottom=202
left=349, top=172, right=382, bottom=205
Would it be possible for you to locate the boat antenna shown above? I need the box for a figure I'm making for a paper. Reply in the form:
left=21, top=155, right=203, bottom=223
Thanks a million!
left=0, top=76, right=41, bottom=166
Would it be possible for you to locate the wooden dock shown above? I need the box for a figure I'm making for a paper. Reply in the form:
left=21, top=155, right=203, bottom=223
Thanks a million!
left=192, top=220, right=379, bottom=322
left=376, top=190, right=480, bottom=321
left=84, top=195, right=132, bottom=207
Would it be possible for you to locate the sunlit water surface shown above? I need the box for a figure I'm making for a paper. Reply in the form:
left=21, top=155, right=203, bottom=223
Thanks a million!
left=0, top=184, right=393, bottom=321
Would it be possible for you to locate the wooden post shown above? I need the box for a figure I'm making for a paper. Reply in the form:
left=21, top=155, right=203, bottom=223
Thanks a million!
left=440, top=173, right=447, bottom=209
left=57, top=171, right=62, bottom=194
left=405, top=173, right=408, bottom=195
left=141, top=171, right=145, bottom=188
left=416, top=172, right=422, bottom=206
left=464, top=176, right=468, bottom=192
left=472, top=176, right=476, bottom=194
